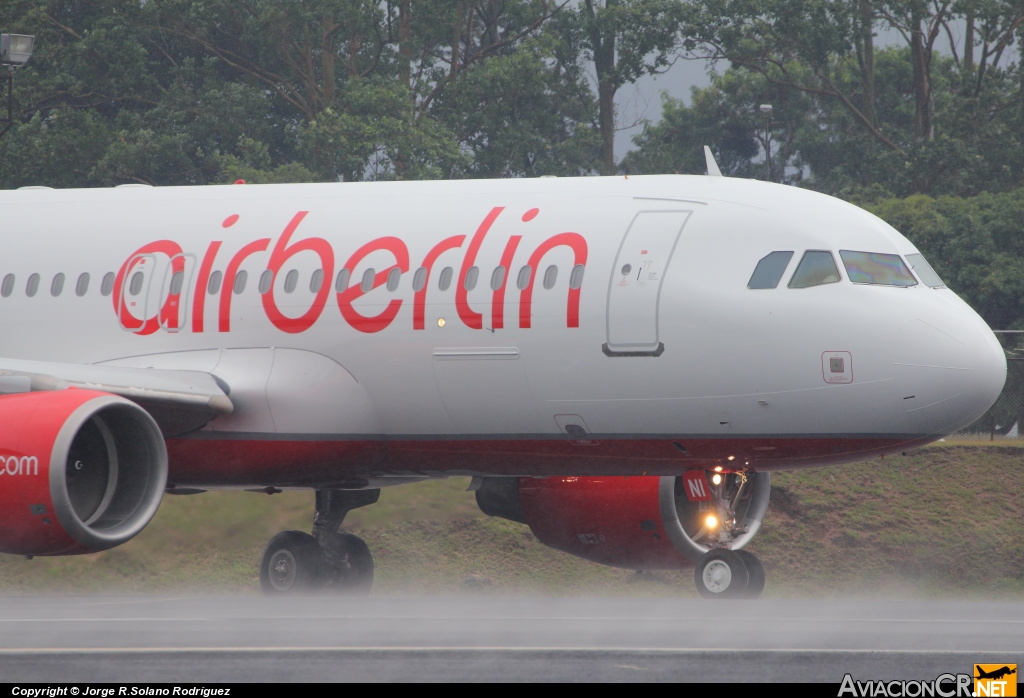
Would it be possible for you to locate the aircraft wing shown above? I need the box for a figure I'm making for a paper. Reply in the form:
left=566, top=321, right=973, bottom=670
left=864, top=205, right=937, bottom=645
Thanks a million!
left=0, top=358, right=233, bottom=435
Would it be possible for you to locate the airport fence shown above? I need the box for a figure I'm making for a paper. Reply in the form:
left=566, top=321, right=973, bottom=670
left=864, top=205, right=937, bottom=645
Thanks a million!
left=949, top=331, right=1024, bottom=441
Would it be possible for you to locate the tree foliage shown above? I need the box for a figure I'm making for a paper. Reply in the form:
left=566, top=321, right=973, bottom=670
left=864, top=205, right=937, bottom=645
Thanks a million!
left=0, top=0, right=614, bottom=185
left=631, top=0, right=1024, bottom=197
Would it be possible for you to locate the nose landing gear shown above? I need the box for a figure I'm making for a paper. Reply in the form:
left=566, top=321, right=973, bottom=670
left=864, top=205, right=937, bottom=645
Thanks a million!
left=687, top=470, right=768, bottom=599
left=259, top=488, right=379, bottom=595
left=694, top=548, right=765, bottom=599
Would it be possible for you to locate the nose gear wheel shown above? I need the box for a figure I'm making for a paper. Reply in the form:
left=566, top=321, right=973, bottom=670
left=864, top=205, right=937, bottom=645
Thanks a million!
left=694, top=548, right=764, bottom=599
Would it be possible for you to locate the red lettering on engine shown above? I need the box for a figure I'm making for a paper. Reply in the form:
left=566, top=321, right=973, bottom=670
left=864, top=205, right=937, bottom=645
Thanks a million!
left=682, top=471, right=711, bottom=502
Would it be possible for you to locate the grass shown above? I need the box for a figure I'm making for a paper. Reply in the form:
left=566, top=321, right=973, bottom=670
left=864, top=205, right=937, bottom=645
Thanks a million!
left=1, top=445, right=1022, bottom=597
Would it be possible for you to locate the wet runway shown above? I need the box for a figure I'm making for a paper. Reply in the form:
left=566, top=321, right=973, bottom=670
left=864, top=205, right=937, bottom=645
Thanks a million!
left=0, top=595, right=1020, bottom=682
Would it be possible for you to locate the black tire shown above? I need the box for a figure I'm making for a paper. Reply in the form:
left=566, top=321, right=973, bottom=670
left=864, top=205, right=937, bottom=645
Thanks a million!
left=735, top=550, right=765, bottom=599
left=694, top=549, right=750, bottom=599
left=259, top=530, right=322, bottom=594
left=319, top=531, right=374, bottom=595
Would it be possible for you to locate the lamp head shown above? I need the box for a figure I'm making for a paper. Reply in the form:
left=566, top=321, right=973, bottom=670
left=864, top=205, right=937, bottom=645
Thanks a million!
left=1, top=34, right=35, bottom=68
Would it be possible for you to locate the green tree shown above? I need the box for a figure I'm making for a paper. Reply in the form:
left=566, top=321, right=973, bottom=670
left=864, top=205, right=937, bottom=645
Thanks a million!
left=553, top=0, right=685, bottom=174
left=0, top=0, right=314, bottom=187
left=679, top=0, right=1024, bottom=195
left=431, top=34, right=600, bottom=178
left=622, top=67, right=813, bottom=181
left=869, top=189, right=1024, bottom=329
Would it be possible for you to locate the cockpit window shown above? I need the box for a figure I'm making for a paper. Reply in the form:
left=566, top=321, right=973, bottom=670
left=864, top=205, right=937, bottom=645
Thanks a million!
left=905, top=253, right=945, bottom=288
left=839, top=250, right=917, bottom=287
left=748, top=251, right=794, bottom=289
left=788, top=251, right=841, bottom=289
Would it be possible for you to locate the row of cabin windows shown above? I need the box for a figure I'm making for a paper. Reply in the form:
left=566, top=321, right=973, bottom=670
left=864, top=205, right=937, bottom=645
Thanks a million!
left=0, top=264, right=587, bottom=299
left=748, top=250, right=945, bottom=290
left=1, top=272, right=117, bottom=299
left=205, top=263, right=585, bottom=296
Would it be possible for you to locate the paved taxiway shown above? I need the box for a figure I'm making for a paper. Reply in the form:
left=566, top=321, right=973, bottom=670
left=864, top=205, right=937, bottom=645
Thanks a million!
left=0, top=596, right=1020, bottom=682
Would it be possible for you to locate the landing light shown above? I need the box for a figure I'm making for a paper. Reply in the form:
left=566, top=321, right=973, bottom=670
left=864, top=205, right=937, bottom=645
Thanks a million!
left=714, top=465, right=723, bottom=472
left=705, top=514, right=718, bottom=529
left=711, top=473, right=722, bottom=485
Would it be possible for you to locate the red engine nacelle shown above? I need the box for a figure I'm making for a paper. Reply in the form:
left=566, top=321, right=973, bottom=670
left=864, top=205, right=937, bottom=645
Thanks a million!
left=477, top=473, right=770, bottom=570
left=0, top=389, right=167, bottom=556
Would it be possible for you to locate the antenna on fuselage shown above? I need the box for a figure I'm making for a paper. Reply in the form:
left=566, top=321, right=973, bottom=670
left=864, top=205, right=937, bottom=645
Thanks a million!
left=704, top=146, right=723, bottom=177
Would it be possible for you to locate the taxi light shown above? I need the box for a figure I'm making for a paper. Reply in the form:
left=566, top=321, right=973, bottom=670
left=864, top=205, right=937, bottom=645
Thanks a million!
left=711, top=473, right=722, bottom=485
left=705, top=514, right=718, bottom=529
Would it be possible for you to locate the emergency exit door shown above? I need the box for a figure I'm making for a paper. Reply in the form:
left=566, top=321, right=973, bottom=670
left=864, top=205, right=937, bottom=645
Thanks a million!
left=603, top=210, right=690, bottom=356
left=118, top=254, right=157, bottom=332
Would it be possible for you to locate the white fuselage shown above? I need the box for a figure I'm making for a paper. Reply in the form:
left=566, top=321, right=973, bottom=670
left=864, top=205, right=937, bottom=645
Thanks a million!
left=0, top=175, right=1005, bottom=486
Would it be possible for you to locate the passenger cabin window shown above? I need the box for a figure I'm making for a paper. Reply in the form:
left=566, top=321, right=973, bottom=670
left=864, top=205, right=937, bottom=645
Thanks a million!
left=258, top=270, right=272, bottom=294
left=310, top=269, right=324, bottom=292
left=464, top=266, right=479, bottom=291
left=101, top=272, right=115, bottom=297
left=26, top=273, right=39, bottom=297
left=438, top=266, right=453, bottom=291
left=387, top=267, right=401, bottom=292
left=169, top=271, right=184, bottom=295
left=490, top=266, right=506, bottom=291
left=543, top=265, right=558, bottom=290
left=569, top=264, right=585, bottom=290
left=76, top=273, right=90, bottom=297
left=516, top=266, right=532, bottom=290
left=412, top=267, right=427, bottom=292
left=748, top=251, right=794, bottom=289
left=129, top=272, right=144, bottom=296
left=51, top=273, right=65, bottom=297
left=788, top=251, right=841, bottom=289
left=360, top=268, right=375, bottom=293
left=839, top=250, right=917, bottom=287
left=1, top=274, right=13, bottom=298
left=284, top=269, right=299, bottom=293
left=208, top=270, right=223, bottom=295
left=335, top=269, right=351, bottom=292
left=234, top=270, right=248, bottom=294
left=905, top=253, right=945, bottom=288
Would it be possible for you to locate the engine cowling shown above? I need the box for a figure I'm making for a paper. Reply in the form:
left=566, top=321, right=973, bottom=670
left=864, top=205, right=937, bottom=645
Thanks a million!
left=0, top=389, right=167, bottom=556
left=477, top=472, right=770, bottom=569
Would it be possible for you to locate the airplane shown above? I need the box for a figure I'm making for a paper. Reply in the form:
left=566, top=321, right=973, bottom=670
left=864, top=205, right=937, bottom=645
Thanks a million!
left=0, top=156, right=1007, bottom=599
left=975, top=667, right=1016, bottom=681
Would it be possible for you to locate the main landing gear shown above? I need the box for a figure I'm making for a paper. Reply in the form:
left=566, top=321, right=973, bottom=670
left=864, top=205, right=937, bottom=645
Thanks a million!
left=259, top=488, right=379, bottom=595
left=694, top=548, right=765, bottom=599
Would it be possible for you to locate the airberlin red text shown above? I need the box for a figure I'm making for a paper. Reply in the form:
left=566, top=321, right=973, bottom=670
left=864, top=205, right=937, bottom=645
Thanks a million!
left=114, top=206, right=588, bottom=336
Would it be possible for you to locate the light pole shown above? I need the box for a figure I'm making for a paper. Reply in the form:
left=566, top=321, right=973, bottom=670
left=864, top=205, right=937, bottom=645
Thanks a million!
left=759, top=103, right=773, bottom=182
left=1, top=33, right=35, bottom=140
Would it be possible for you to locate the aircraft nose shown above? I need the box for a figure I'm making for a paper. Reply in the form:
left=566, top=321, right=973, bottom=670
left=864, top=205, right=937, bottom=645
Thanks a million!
left=893, top=310, right=1006, bottom=435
